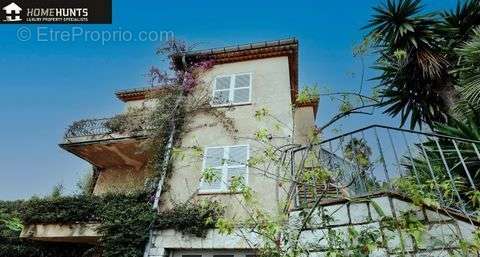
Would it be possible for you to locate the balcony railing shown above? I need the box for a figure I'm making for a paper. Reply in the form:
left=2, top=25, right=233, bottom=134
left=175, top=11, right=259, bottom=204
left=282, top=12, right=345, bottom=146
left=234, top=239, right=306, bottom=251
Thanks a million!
left=64, top=115, right=148, bottom=139
left=290, top=125, right=480, bottom=218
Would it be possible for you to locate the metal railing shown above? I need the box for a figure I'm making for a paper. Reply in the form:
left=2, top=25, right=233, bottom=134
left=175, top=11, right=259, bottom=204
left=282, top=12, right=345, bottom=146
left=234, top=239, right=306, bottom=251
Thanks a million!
left=291, top=125, right=480, bottom=217
left=64, top=115, right=148, bottom=139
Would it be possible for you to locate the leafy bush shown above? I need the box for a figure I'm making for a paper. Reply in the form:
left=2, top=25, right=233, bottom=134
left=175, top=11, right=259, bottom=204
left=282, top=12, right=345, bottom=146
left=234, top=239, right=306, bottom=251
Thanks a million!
left=97, top=192, right=155, bottom=257
left=296, top=86, right=320, bottom=104
left=19, top=195, right=101, bottom=224
left=1, top=193, right=224, bottom=257
left=156, top=201, right=224, bottom=237
left=0, top=200, right=96, bottom=257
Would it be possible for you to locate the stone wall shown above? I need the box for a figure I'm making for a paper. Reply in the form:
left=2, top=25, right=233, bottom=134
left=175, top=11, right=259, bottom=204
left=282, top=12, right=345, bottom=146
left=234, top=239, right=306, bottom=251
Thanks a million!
left=290, top=193, right=478, bottom=257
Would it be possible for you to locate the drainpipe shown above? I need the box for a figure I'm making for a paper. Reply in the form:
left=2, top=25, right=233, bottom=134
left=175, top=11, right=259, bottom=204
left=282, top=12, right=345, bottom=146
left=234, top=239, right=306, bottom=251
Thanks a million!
left=143, top=53, right=187, bottom=257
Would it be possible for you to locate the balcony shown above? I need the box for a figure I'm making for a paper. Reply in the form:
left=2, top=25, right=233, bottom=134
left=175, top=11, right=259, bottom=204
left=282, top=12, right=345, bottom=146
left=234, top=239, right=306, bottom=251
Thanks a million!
left=60, top=116, right=149, bottom=169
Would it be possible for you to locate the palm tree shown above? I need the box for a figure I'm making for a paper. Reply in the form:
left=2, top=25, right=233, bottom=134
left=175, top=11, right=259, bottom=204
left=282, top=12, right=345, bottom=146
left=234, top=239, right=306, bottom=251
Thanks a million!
left=455, top=28, right=480, bottom=116
left=366, top=0, right=480, bottom=129
left=366, top=0, right=450, bottom=129
left=441, top=0, right=480, bottom=47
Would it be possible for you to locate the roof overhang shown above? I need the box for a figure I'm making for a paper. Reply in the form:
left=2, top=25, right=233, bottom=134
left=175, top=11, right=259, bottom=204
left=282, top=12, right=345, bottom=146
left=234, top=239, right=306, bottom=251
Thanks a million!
left=117, top=39, right=300, bottom=105
left=115, top=86, right=167, bottom=102
left=174, top=38, right=299, bottom=104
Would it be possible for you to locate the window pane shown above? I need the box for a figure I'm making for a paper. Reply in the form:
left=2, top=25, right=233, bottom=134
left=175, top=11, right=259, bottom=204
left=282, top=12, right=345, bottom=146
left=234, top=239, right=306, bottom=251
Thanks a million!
left=183, top=255, right=202, bottom=257
left=200, top=168, right=223, bottom=190
left=205, top=148, right=224, bottom=167
left=213, top=90, right=230, bottom=105
left=213, top=255, right=234, bottom=257
left=215, top=76, right=231, bottom=90
left=227, top=146, right=248, bottom=165
left=233, top=88, right=250, bottom=103
left=227, top=167, right=247, bottom=185
left=234, top=74, right=250, bottom=88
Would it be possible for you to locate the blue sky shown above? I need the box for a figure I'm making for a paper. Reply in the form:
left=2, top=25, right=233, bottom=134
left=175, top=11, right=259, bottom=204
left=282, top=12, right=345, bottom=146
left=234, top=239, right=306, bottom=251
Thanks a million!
left=0, top=0, right=456, bottom=200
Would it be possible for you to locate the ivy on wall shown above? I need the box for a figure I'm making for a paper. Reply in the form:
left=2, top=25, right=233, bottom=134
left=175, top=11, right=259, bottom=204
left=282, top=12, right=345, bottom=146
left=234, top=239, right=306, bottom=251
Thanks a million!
left=97, top=192, right=156, bottom=257
left=155, top=201, right=224, bottom=237
left=0, top=192, right=224, bottom=257
left=19, top=195, right=101, bottom=224
left=0, top=200, right=97, bottom=257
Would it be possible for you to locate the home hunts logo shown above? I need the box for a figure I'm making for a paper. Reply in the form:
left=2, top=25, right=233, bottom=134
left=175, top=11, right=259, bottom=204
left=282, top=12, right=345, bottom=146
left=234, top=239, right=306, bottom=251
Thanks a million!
left=2, top=2, right=22, bottom=22
left=0, top=0, right=111, bottom=24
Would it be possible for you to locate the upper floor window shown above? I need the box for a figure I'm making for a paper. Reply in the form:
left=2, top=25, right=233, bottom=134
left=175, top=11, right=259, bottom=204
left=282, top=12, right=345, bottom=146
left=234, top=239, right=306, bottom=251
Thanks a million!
left=212, top=73, right=252, bottom=106
left=200, top=145, right=249, bottom=193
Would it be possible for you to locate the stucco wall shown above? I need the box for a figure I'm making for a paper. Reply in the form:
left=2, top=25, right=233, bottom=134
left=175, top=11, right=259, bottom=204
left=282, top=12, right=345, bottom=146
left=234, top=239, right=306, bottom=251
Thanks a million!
left=93, top=165, right=151, bottom=194
left=91, top=56, right=316, bottom=217
left=160, top=57, right=297, bottom=218
left=293, top=106, right=316, bottom=145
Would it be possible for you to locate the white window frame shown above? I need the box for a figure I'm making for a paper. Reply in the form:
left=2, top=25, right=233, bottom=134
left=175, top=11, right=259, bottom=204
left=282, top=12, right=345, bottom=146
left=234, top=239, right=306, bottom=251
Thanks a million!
left=199, top=144, right=250, bottom=194
left=211, top=72, right=252, bottom=107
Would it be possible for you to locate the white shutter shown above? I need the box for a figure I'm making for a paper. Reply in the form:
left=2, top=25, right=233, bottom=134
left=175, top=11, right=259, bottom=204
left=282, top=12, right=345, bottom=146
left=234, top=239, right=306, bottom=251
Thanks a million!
left=233, top=74, right=251, bottom=104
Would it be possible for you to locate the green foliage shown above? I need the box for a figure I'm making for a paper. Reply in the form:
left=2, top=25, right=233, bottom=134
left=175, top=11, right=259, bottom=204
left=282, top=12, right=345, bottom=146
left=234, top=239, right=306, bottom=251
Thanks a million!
left=216, top=217, right=235, bottom=235
left=366, top=0, right=480, bottom=128
left=2, top=192, right=224, bottom=257
left=50, top=183, right=64, bottom=198
left=2, top=192, right=157, bottom=257
left=343, top=138, right=372, bottom=172
left=393, top=176, right=439, bottom=208
left=348, top=227, right=383, bottom=257
left=0, top=200, right=96, bottom=257
left=202, top=167, right=221, bottom=184
left=104, top=107, right=148, bottom=135
left=402, top=112, right=480, bottom=209
left=97, top=193, right=156, bottom=257
left=459, top=229, right=480, bottom=254
left=301, top=167, right=331, bottom=185
left=19, top=194, right=101, bottom=224
left=0, top=237, right=96, bottom=257
left=381, top=210, right=426, bottom=245
left=144, top=88, right=185, bottom=194
left=296, top=86, right=320, bottom=104
left=339, top=100, right=354, bottom=114
left=255, top=107, right=270, bottom=121
left=322, top=225, right=383, bottom=257
left=255, top=128, right=271, bottom=143
left=455, top=29, right=480, bottom=116
left=0, top=208, right=22, bottom=233
left=156, top=201, right=224, bottom=237
left=76, top=169, right=96, bottom=195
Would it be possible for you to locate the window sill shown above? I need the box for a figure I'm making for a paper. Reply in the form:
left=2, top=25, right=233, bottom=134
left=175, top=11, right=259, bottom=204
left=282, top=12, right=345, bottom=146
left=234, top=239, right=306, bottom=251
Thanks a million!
left=197, top=191, right=243, bottom=196
left=210, top=102, right=252, bottom=109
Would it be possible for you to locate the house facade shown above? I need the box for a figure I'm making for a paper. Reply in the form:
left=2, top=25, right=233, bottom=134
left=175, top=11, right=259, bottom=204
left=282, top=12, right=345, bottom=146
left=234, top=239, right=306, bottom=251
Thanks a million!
left=21, top=39, right=318, bottom=256
left=19, top=39, right=480, bottom=257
